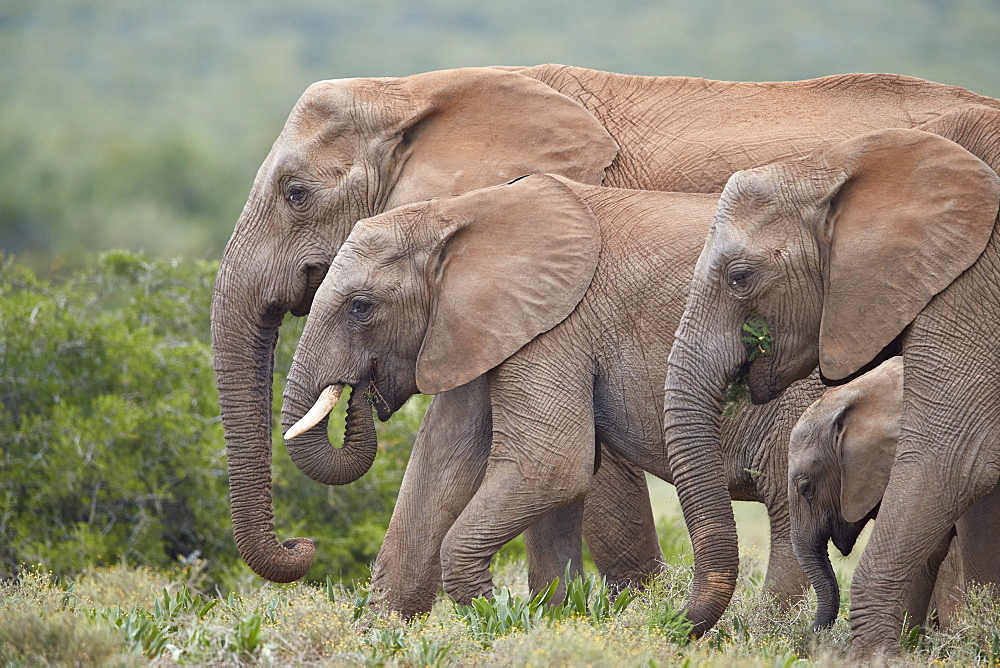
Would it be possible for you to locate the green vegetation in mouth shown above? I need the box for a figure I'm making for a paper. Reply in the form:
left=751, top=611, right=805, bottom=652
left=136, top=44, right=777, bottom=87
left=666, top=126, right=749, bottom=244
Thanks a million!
left=364, top=382, right=391, bottom=417
left=723, top=313, right=774, bottom=417
left=741, top=312, right=773, bottom=362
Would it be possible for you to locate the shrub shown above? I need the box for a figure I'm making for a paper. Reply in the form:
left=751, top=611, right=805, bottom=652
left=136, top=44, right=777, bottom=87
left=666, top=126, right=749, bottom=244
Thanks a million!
left=0, top=252, right=415, bottom=588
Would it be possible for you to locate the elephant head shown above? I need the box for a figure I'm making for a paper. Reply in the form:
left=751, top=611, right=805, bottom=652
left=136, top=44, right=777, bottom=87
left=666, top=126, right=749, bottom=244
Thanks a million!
left=211, top=68, right=618, bottom=583
left=663, top=128, right=1000, bottom=634
left=281, top=174, right=600, bottom=490
left=787, top=357, right=902, bottom=630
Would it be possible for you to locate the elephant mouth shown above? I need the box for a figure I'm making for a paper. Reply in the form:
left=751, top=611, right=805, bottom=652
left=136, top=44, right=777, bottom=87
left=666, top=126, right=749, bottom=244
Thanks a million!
left=290, top=264, right=330, bottom=317
left=832, top=522, right=866, bottom=557
left=370, top=386, right=395, bottom=422
left=832, top=512, right=875, bottom=556
left=367, top=363, right=401, bottom=422
left=723, top=357, right=781, bottom=410
left=283, top=372, right=397, bottom=441
left=746, top=358, right=786, bottom=404
left=831, top=532, right=855, bottom=557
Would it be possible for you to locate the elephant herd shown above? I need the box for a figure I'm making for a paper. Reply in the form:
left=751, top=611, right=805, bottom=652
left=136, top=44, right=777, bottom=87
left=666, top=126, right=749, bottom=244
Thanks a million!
left=209, top=63, right=1000, bottom=659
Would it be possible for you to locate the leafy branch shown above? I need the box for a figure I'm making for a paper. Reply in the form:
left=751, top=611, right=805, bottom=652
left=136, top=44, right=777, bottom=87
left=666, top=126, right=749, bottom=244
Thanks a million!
left=741, top=313, right=773, bottom=361
left=723, top=313, right=774, bottom=417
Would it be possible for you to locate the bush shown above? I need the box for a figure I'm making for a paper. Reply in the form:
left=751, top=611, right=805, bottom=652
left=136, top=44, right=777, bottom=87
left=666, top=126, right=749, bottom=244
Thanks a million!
left=0, top=252, right=416, bottom=588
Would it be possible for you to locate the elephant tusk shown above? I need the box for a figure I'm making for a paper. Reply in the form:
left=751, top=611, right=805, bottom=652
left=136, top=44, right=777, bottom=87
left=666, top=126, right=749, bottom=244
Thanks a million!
left=284, top=384, right=345, bottom=440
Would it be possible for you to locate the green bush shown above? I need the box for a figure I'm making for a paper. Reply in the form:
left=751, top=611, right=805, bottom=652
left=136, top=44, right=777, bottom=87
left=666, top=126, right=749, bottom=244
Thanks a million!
left=0, top=251, right=416, bottom=588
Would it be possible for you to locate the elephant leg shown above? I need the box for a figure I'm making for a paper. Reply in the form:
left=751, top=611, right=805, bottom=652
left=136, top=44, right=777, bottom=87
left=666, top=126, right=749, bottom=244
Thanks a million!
left=762, top=495, right=810, bottom=607
left=440, top=360, right=595, bottom=604
left=582, top=444, right=663, bottom=593
left=847, top=427, right=998, bottom=654
left=848, top=342, right=1000, bottom=659
left=848, top=459, right=958, bottom=657
left=848, top=452, right=996, bottom=658
left=956, top=482, right=1000, bottom=590
left=524, top=501, right=585, bottom=602
left=441, top=449, right=594, bottom=604
left=928, top=534, right=963, bottom=629
left=901, top=528, right=953, bottom=631
left=371, top=377, right=492, bottom=619
left=527, top=443, right=662, bottom=599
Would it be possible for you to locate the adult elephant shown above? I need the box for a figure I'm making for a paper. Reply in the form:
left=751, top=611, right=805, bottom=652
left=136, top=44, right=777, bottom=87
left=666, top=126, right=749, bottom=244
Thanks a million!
left=661, top=107, right=1000, bottom=657
left=280, top=174, right=822, bottom=620
left=210, top=63, right=1000, bottom=618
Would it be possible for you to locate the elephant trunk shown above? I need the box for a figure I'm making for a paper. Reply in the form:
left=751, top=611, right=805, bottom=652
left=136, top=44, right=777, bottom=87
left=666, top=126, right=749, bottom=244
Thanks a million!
left=794, top=528, right=841, bottom=630
left=662, top=315, right=741, bottom=637
left=211, top=258, right=314, bottom=583
left=281, top=377, right=378, bottom=486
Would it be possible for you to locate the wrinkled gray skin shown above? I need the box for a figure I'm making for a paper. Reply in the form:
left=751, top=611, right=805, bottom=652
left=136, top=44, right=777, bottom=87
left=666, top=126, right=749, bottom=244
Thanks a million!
left=280, top=175, right=825, bottom=632
left=791, top=356, right=999, bottom=631
left=211, top=63, right=1000, bottom=625
left=789, top=358, right=905, bottom=630
left=662, top=106, right=1000, bottom=657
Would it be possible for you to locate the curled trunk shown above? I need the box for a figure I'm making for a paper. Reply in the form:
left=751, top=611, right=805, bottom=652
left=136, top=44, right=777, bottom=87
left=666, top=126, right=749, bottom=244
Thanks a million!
left=662, top=328, right=741, bottom=637
left=211, top=262, right=314, bottom=583
left=796, top=532, right=841, bottom=629
left=281, top=382, right=378, bottom=485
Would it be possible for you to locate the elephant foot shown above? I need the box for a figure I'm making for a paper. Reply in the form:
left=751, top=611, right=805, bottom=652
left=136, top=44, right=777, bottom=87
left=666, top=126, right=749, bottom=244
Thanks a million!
left=369, top=549, right=443, bottom=620
left=448, top=585, right=495, bottom=607
left=847, top=608, right=904, bottom=664
left=762, top=580, right=810, bottom=611
left=604, top=566, right=661, bottom=597
left=444, top=572, right=495, bottom=606
left=847, top=642, right=898, bottom=665
left=369, top=582, right=438, bottom=621
left=441, top=548, right=495, bottom=605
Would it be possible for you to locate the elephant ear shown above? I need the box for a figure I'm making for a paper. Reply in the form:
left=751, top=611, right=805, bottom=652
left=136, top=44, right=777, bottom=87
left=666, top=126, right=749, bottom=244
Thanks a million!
left=415, top=174, right=601, bottom=394
left=380, top=67, right=619, bottom=208
left=838, top=357, right=904, bottom=523
left=815, top=129, right=1000, bottom=381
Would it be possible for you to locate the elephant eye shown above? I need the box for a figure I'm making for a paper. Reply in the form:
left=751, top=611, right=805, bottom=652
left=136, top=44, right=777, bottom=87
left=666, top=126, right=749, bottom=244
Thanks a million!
left=797, top=478, right=814, bottom=499
left=349, top=296, right=374, bottom=319
left=728, top=268, right=752, bottom=289
left=286, top=184, right=308, bottom=206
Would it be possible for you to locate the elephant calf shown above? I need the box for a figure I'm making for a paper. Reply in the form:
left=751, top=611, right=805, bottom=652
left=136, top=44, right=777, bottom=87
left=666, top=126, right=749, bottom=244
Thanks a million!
left=281, top=173, right=824, bottom=621
left=787, top=357, right=966, bottom=630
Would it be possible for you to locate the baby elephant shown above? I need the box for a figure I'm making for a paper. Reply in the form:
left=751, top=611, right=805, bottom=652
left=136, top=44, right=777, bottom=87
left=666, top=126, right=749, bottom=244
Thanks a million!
left=788, top=357, right=969, bottom=630
left=281, top=173, right=823, bottom=620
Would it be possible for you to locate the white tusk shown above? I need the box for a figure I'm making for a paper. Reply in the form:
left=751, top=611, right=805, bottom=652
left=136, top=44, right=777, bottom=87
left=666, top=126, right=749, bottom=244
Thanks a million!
left=284, top=384, right=345, bottom=440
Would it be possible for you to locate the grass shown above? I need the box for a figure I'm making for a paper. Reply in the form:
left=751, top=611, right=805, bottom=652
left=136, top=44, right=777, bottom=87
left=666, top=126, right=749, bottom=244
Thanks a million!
left=3, top=539, right=998, bottom=666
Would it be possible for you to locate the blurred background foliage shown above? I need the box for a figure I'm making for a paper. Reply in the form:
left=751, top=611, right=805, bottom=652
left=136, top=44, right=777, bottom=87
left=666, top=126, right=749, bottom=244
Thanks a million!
left=2, top=0, right=999, bottom=268
left=0, top=1, right=997, bottom=587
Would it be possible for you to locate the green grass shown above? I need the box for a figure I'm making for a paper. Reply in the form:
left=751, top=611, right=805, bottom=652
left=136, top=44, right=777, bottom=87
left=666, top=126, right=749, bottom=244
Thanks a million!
left=3, top=554, right=998, bottom=666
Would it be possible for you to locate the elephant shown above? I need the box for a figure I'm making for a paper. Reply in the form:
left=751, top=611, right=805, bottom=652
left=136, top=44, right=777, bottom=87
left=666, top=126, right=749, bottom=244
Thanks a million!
left=279, top=173, right=826, bottom=627
left=790, top=355, right=1000, bottom=632
left=661, top=105, right=1000, bottom=657
left=210, top=62, right=1000, bottom=618
left=788, top=357, right=956, bottom=630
